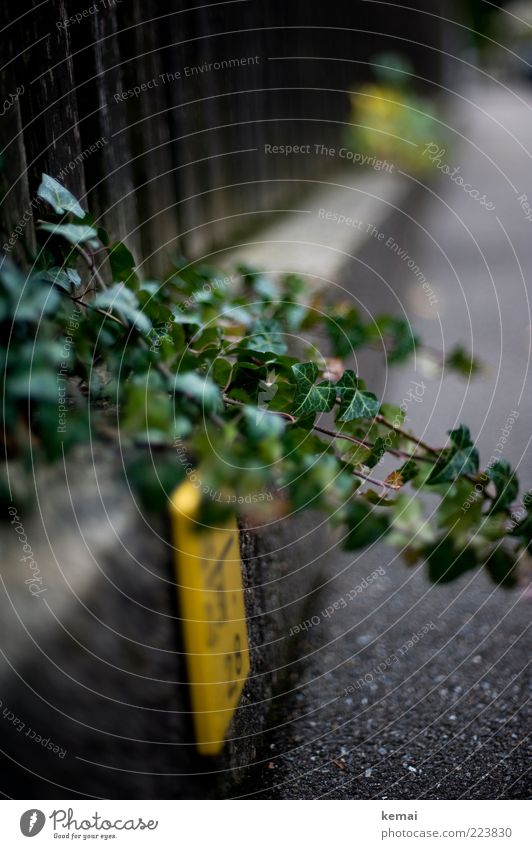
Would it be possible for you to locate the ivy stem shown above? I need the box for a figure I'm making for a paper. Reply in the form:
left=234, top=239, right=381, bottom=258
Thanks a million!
left=352, top=468, right=400, bottom=493
left=223, top=395, right=297, bottom=423
left=74, top=244, right=107, bottom=291
left=223, top=398, right=397, bottom=491
left=72, top=296, right=123, bottom=326
left=375, top=415, right=439, bottom=456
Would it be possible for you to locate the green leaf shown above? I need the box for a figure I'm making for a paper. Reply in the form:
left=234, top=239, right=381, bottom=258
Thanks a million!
left=343, top=501, right=389, bottom=550
left=121, top=383, right=173, bottom=443
left=0, top=255, right=26, bottom=299
left=426, top=447, right=479, bottom=485
left=94, top=284, right=151, bottom=333
left=126, top=456, right=186, bottom=513
left=488, top=460, right=519, bottom=514
left=389, top=494, right=432, bottom=548
left=172, top=372, right=223, bottom=414
left=7, top=370, right=59, bottom=401
left=436, top=479, right=482, bottom=534
left=512, top=508, right=532, bottom=551
left=449, top=424, right=473, bottom=450
left=326, top=307, right=368, bottom=358
left=381, top=316, right=418, bottom=363
left=446, top=345, right=481, bottom=377
left=366, top=436, right=386, bottom=468
left=38, top=222, right=99, bottom=249
left=426, top=429, right=479, bottom=485
left=291, top=362, right=336, bottom=416
left=246, top=318, right=287, bottom=354
left=211, top=358, right=232, bottom=387
left=336, top=370, right=379, bottom=422
left=37, top=173, right=85, bottom=218
left=363, top=489, right=398, bottom=507
left=13, top=276, right=60, bottom=322
left=425, top=537, right=477, bottom=583
left=242, top=405, right=285, bottom=440
left=398, top=458, right=419, bottom=483
left=39, top=267, right=82, bottom=292
left=336, top=368, right=359, bottom=395
left=108, top=241, right=138, bottom=284
left=239, top=264, right=277, bottom=298
left=485, top=547, right=518, bottom=587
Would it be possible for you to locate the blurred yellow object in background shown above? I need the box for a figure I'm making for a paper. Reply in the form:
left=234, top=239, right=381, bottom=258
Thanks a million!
left=347, top=54, right=445, bottom=172
left=170, top=480, right=250, bottom=755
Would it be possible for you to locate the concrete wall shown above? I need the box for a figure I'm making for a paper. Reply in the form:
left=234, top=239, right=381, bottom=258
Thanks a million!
left=0, top=445, right=335, bottom=798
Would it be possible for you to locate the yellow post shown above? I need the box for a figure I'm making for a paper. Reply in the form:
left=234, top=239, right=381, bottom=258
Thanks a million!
left=169, top=480, right=250, bottom=755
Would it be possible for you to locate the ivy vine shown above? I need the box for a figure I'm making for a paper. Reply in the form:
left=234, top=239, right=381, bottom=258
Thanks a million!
left=1, top=174, right=529, bottom=587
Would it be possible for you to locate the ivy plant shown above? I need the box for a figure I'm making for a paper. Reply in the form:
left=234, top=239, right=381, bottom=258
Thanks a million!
left=0, top=174, right=528, bottom=589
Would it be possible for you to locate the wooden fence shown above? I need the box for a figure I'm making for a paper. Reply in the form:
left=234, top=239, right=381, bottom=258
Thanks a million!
left=1, top=0, right=446, bottom=276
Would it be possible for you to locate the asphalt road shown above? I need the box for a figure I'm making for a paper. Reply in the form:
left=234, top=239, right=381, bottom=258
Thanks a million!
left=241, top=82, right=531, bottom=800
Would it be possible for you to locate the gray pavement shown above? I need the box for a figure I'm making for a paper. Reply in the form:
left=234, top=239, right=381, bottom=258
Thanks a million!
left=241, top=82, right=531, bottom=799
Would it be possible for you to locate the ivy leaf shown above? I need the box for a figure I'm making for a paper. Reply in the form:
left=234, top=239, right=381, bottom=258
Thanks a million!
left=239, top=265, right=278, bottom=301
left=398, top=458, right=419, bottom=483
left=426, top=447, right=479, bottom=485
left=172, top=372, right=223, bottom=414
left=364, top=489, right=398, bottom=506
left=389, top=494, right=431, bottom=548
left=37, top=173, right=85, bottom=218
left=366, top=436, right=386, bottom=468
left=126, top=455, right=186, bottom=513
left=436, top=479, right=482, bottom=534
left=7, top=370, right=59, bottom=401
left=242, top=405, right=285, bottom=440
left=0, top=255, right=26, bottom=301
left=12, top=275, right=60, bottom=322
left=94, top=284, right=151, bottom=333
left=338, top=391, right=380, bottom=421
left=446, top=345, right=481, bottom=377
left=291, top=362, right=336, bottom=416
left=485, top=547, right=518, bottom=588
left=449, top=424, right=473, bottom=450
left=38, top=222, right=99, bottom=249
left=385, top=470, right=405, bottom=490
left=336, top=368, right=359, bottom=396
left=108, top=241, right=138, bottom=285
left=425, top=537, right=477, bottom=583
left=426, top=428, right=479, bottom=485
left=343, top=500, right=389, bottom=550
left=246, top=318, right=287, bottom=354
left=379, top=316, right=418, bottom=363
left=336, top=370, right=379, bottom=422
left=488, top=460, right=519, bottom=513
left=121, top=383, right=173, bottom=443
left=211, top=357, right=232, bottom=387
left=512, top=507, right=532, bottom=551
left=39, top=267, right=82, bottom=293
left=326, top=307, right=368, bottom=358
